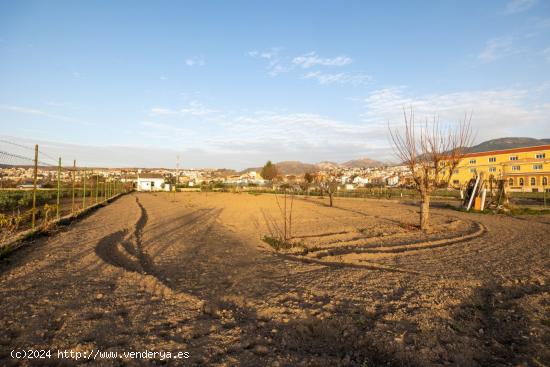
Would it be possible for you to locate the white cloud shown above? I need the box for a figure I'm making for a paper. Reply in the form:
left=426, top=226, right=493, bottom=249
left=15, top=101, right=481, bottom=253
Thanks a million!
left=292, top=52, right=352, bottom=68
left=361, top=86, right=548, bottom=142
left=303, top=71, right=371, bottom=86
left=477, top=16, right=550, bottom=63
left=0, top=105, right=91, bottom=125
left=248, top=47, right=289, bottom=76
left=477, top=36, right=518, bottom=62
left=504, top=0, right=537, bottom=14
left=249, top=48, right=357, bottom=78
left=138, top=84, right=550, bottom=167
left=149, top=100, right=216, bottom=117
left=185, top=57, right=205, bottom=67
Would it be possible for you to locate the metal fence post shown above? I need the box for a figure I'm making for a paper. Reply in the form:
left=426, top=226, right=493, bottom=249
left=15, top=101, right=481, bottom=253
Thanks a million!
left=56, top=157, right=61, bottom=219
left=31, top=144, right=38, bottom=229
left=83, top=169, right=87, bottom=210
left=71, top=160, right=76, bottom=214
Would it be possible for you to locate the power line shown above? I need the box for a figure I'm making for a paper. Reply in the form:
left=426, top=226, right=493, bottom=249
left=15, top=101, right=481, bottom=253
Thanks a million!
left=0, top=139, right=61, bottom=164
left=0, top=150, right=56, bottom=167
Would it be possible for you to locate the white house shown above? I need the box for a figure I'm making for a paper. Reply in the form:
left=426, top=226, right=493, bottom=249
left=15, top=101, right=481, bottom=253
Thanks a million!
left=385, top=175, right=399, bottom=186
left=137, top=174, right=166, bottom=192
left=353, top=176, right=370, bottom=186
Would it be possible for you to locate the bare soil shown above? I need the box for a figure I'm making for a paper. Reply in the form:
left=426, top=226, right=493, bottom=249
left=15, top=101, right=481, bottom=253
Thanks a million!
left=0, top=192, right=548, bottom=366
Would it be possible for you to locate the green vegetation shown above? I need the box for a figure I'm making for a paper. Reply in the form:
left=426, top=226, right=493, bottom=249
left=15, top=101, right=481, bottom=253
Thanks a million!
left=0, top=190, right=56, bottom=211
left=506, top=207, right=550, bottom=216
left=0, top=188, right=110, bottom=212
left=262, top=236, right=304, bottom=251
left=262, top=235, right=295, bottom=251
left=0, top=244, right=12, bottom=260
left=260, top=160, right=278, bottom=181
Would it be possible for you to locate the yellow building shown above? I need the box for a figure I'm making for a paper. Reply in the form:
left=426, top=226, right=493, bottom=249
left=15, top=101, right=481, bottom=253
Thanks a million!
left=451, top=145, right=550, bottom=192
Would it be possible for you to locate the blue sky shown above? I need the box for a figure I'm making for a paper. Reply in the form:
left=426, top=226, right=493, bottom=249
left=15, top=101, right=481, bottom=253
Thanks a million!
left=0, top=0, right=549, bottom=168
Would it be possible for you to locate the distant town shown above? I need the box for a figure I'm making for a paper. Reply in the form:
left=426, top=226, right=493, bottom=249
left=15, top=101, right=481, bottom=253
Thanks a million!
left=3, top=136, right=550, bottom=195
left=0, top=163, right=412, bottom=190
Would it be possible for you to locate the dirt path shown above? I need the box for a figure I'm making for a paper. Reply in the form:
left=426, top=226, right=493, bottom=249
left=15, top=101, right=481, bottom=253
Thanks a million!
left=0, top=192, right=548, bottom=366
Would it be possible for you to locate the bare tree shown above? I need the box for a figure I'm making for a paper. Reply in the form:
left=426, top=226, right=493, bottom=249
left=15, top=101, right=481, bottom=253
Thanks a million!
left=389, top=108, right=473, bottom=231
left=261, top=187, right=295, bottom=249
left=318, top=172, right=340, bottom=207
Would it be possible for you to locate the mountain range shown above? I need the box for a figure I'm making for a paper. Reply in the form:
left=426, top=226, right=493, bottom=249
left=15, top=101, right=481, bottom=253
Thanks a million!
left=241, top=137, right=550, bottom=175
left=240, top=157, right=386, bottom=175
left=466, top=137, right=550, bottom=153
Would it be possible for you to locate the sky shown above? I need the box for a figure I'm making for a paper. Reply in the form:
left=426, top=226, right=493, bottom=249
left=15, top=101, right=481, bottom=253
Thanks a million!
left=0, top=0, right=549, bottom=169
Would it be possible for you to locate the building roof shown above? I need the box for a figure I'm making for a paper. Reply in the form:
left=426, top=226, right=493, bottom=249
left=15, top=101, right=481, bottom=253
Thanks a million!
left=462, top=145, right=550, bottom=158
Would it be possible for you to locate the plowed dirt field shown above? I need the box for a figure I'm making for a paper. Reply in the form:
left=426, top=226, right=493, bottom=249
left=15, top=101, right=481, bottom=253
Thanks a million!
left=1, top=192, right=548, bottom=366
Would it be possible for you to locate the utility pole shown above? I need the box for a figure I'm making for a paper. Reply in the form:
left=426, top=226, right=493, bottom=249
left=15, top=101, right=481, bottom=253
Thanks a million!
left=71, top=160, right=76, bottom=214
left=83, top=169, right=87, bottom=209
left=56, top=158, right=61, bottom=219
left=174, top=154, right=180, bottom=201
left=31, top=144, right=38, bottom=229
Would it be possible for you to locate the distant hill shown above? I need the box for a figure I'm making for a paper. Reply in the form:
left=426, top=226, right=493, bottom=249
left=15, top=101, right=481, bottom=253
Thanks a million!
left=316, top=161, right=340, bottom=170
left=240, top=157, right=384, bottom=175
left=273, top=161, right=318, bottom=175
left=468, top=137, right=550, bottom=153
left=241, top=137, right=550, bottom=175
left=341, top=157, right=384, bottom=168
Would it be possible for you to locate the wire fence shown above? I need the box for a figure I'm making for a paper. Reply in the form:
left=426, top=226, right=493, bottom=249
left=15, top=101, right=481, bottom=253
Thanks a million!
left=0, top=140, right=133, bottom=244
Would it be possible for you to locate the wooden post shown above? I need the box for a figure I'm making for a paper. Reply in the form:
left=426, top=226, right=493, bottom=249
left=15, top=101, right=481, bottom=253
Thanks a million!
left=56, top=157, right=61, bottom=219
left=95, top=174, right=99, bottom=204
left=71, top=160, right=76, bottom=214
left=31, top=144, right=38, bottom=229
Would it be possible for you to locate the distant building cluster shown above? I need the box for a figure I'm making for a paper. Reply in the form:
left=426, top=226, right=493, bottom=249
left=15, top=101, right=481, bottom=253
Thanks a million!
left=1, top=144, right=548, bottom=193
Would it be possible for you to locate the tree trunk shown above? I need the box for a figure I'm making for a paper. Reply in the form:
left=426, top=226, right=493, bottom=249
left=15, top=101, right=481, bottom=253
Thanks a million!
left=329, top=193, right=333, bottom=207
left=420, top=193, right=430, bottom=231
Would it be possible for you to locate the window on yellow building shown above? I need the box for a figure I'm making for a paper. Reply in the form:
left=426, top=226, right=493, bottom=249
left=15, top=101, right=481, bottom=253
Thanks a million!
left=510, top=155, right=518, bottom=161
left=535, top=153, right=545, bottom=159
left=509, top=178, right=514, bottom=186
left=533, top=164, right=543, bottom=170
left=543, top=177, right=548, bottom=186
left=470, top=168, right=476, bottom=173
left=489, top=167, right=496, bottom=172
left=519, top=178, right=524, bottom=186
left=530, top=177, right=536, bottom=186
left=512, top=165, right=521, bottom=171
left=488, top=157, right=496, bottom=163
left=469, top=159, right=476, bottom=164
left=453, top=169, right=459, bottom=174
